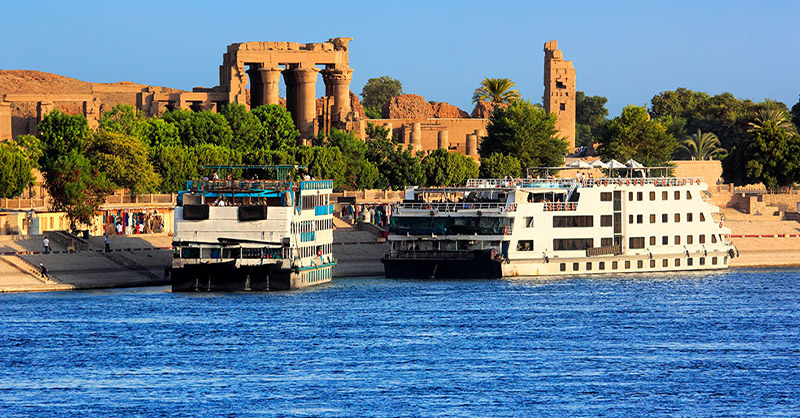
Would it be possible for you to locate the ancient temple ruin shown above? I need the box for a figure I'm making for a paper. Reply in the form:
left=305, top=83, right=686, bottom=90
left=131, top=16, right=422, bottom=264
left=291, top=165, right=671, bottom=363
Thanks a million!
left=543, top=40, right=576, bottom=150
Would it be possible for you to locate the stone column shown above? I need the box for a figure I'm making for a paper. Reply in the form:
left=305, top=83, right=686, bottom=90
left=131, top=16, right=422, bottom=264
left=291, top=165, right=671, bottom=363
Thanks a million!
left=466, top=133, right=478, bottom=156
left=246, top=67, right=263, bottom=108
left=36, top=101, right=54, bottom=123
left=410, top=122, right=422, bottom=152
left=438, top=130, right=449, bottom=150
left=259, top=67, right=283, bottom=106
left=284, top=67, right=320, bottom=142
left=0, top=101, right=12, bottom=140
left=321, top=67, right=353, bottom=122
left=83, top=99, right=100, bottom=130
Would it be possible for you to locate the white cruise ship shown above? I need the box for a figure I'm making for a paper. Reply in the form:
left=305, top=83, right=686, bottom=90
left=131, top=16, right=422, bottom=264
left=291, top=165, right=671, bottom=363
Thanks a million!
left=382, top=174, right=737, bottom=278
left=171, top=165, right=336, bottom=291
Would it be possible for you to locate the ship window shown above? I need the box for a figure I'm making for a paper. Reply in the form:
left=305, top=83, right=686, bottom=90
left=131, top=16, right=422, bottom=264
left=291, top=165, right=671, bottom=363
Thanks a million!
left=674, top=191, right=681, bottom=200
left=650, top=191, right=656, bottom=201
left=612, top=261, right=618, bottom=269
left=675, top=235, right=682, bottom=245
left=675, top=258, right=681, bottom=267
left=687, top=191, right=692, bottom=199
left=629, top=215, right=634, bottom=224
left=573, top=262, right=579, bottom=271
left=637, top=192, right=643, bottom=201
left=650, top=259, right=656, bottom=268
left=601, top=238, right=613, bottom=247
left=586, top=262, right=592, bottom=271
left=553, top=215, right=593, bottom=228
left=700, top=257, right=705, bottom=265
left=662, top=236, right=668, bottom=245
left=687, top=235, right=693, bottom=244
left=662, top=259, right=668, bottom=267
left=699, top=235, right=706, bottom=244
left=662, top=214, right=668, bottom=223
left=628, top=192, right=634, bottom=201
left=629, top=237, right=645, bottom=249
left=599, top=262, right=605, bottom=270
left=712, top=257, right=718, bottom=265
left=516, top=240, right=534, bottom=251
left=636, top=214, right=643, bottom=224
left=700, top=213, right=706, bottom=222
left=524, top=217, right=535, bottom=228
left=712, top=234, right=718, bottom=243
left=662, top=191, right=668, bottom=200
left=560, top=263, right=566, bottom=271
left=674, top=213, right=681, bottom=222
left=600, top=192, right=612, bottom=201
left=637, top=260, right=643, bottom=268
left=554, top=238, right=594, bottom=251
left=687, top=213, right=693, bottom=222
left=649, top=214, right=656, bottom=223
left=625, top=260, right=631, bottom=269
left=614, top=213, right=622, bottom=233
left=650, top=236, right=656, bottom=245
left=601, top=215, right=612, bottom=227
left=687, top=258, right=693, bottom=266
left=723, top=256, right=727, bottom=263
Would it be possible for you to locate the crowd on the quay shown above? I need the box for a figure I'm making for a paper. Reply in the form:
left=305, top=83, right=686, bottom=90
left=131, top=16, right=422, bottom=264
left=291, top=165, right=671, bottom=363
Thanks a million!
left=340, top=204, right=394, bottom=228
left=104, top=210, right=165, bottom=236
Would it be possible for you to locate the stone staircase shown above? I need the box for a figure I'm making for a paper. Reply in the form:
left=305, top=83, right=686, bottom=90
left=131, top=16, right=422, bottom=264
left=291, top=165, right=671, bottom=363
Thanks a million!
left=101, top=252, right=163, bottom=281
left=0, top=255, right=58, bottom=284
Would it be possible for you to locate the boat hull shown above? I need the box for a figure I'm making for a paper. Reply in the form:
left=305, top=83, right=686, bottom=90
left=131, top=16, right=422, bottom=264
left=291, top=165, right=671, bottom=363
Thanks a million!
left=382, top=257, right=503, bottom=279
left=171, top=260, right=333, bottom=292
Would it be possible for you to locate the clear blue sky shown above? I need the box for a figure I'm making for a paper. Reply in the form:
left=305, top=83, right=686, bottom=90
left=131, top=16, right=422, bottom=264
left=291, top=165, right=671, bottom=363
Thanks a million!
left=2, top=0, right=799, bottom=116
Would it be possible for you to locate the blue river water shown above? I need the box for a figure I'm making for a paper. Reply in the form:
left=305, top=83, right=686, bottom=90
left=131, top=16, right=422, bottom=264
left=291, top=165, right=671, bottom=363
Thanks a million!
left=1, top=268, right=799, bottom=416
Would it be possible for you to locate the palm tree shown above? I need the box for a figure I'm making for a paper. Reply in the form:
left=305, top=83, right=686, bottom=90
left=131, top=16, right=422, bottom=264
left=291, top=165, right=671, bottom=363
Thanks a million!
left=678, top=129, right=727, bottom=160
left=472, top=78, right=521, bottom=104
left=748, top=108, right=797, bottom=134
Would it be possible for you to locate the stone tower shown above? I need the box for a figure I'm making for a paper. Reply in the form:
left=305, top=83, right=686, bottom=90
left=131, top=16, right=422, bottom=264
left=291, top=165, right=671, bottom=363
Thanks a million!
left=543, top=40, right=576, bottom=150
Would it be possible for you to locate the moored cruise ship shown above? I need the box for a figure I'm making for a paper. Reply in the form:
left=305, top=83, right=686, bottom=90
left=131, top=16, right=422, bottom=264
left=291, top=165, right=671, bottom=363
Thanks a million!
left=382, top=172, right=737, bottom=278
left=171, top=165, right=336, bottom=291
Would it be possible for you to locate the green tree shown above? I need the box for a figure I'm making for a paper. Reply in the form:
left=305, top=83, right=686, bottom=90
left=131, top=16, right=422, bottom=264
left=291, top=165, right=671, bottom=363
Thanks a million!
left=251, top=105, right=299, bottom=150
left=86, top=131, right=160, bottom=194
left=98, top=104, right=144, bottom=137
left=723, top=122, right=800, bottom=190
left=472, top=78, right=521, bottom=104
left=293, top=146, right=347, bottom=190
left=421, top=149, right=478, bottom=187
left=44, top=150, right=114, bottom=226
left=479, top=101, right=567, bottom=171
left=190, top=143, right=242, bottom=178
left=14, top=134, right=44, bottom=168
left=575, top=91, right=609, bottom=147
left=219, top=103, right=264, bottom=150
left=140, top=118, right=180, bottom=148
left=677, top=129, right=726, bottom=160
left=479, top=153, right=522, bottom=178
left=162, top=109, right=234, bottom=147
left=791, top=95, right=800, bottom=130
left=150, top=145, right=197, bottom=193
left=323, top=128, right=379, bottom=190
left=598, top=105, right=678, bottom=166
left=360, top=76, right=402, bottom=118
left=748, top=107, right=797, bottom=134
left=0, top=141, right=34, bottom=198
left=37, top=110, right=90, bottom=163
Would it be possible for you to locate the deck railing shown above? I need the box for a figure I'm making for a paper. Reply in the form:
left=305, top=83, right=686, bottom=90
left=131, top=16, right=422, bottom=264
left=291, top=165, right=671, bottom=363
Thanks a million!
left=398, top=202, right=513, bottom=212
left=465, top=177, right=705, bottom=189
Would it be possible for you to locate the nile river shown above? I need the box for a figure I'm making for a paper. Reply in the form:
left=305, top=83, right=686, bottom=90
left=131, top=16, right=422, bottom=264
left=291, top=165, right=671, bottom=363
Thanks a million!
left=1, top=268, right=799, bottom=416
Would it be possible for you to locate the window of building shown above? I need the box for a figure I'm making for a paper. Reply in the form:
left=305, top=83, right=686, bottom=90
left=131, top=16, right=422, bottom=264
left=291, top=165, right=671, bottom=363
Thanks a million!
left=662, top=236, right=668, bottom=245
left=662, top=191, right=668, bottom=200
left=625, top=260, right=631, bottom=269
left=601, top=215, right=613, bottom=227
left=662, top=259, right=668, bottom=267
left=649, top=191, right=656, bottom=201
left=662, top=214, right=668, bottom=223
left=560, top=103, right=566, bottom=111
left=586, top=262, right=592, bottom=271
left=573, top=262, right=579, bottom=271
left=629, top=214, right=634, bottom=224
left=556, top=80, right=566, bottom=89
left=674, top=191, right=680, bottom=200
left=686, top=191, right=692, bottom=200
left=637, top=260, right=644, bottom=268
left=687, top=235, right=693, bottom=244
left=674, top=235, right=681, bottom=245
left=560, top=263, right=566, bottom=271
left=724, top=256, right=728, bottom=264
left=699, top=235, right=706, bottom=244
left=629, top=237, right=645, bottom=249
left=554, top=239, right=594, bottom=251
left=516, top=240, right=534, bottom=251
left=599, top=262, right=605, bottom=270
left=600, top=192, right=612, bottom=201
left=637, top=192, right=643, bottom=201
left=700, top=213, right=706, bottom=222
left=524, top=217, right=534, bottom=228
left=637, top=214, right=643, bottom=224
left=628, top=192, right=634, bottom=201
left=687, top=213, right=693, bottom=222
left=553, top=216, right=593, bottom=228
left=601, top=238, right=613, bottom=247
left=650, top=236, right=656, bottom=245
left=674, top=213, right=681, bottom=222
left=612, top=261, right=618, bottom=269
left=712, top=257, right=718, bottom=265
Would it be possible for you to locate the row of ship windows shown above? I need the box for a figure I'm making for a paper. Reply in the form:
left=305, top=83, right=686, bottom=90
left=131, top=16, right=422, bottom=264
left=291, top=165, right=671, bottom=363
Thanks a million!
left=627, top=212, right=706, bottom=224
left=516, top=234, right=721, bottom=252
left=292, top=243, right=333, bottom=259
left=600, top=191, right=693, bottom=202
left=291, top=219, right=333, bottom=234
left=538, top=213, right=708, bottom=229
left=303, top=267, right=332, bottom=283
left=560, top=256, right=726, bottom=272
left=301, top=194, right=330, bottom=210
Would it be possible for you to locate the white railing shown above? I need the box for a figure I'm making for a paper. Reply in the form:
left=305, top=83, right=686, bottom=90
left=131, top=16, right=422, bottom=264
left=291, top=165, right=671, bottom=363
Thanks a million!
left=465, top=177, right=705, bottom=189
left=398, top=202, right=514, bottom=212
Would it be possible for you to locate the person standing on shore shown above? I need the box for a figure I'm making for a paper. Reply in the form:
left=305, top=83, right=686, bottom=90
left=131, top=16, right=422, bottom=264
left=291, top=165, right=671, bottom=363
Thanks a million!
left=42, top=236, right=50, bottom=254
left=39, top=263, right=48, bottom=279
left=104, top=235, right=111, bottom=253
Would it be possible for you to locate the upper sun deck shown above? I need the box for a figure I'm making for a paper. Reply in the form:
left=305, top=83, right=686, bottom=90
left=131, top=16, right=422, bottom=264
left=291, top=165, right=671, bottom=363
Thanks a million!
left=465, top=177, right=706, bottom=189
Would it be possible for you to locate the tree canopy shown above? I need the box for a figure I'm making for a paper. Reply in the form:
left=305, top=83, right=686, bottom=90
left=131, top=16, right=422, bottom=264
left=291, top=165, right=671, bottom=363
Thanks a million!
left=472, top=78, right=521, bottom=104
left=360, top=76, right=402, bottom=118
left=421, top=149, right=478, bottom=187
left=575, top=91, right=609, bottom=147
left=598, top=105, right=678, bottom=166
left=723, top=121, right=800, bottom=190
left=479, top=100, right=567, bottom=172
left=478, top=153, right=521, bottom=178
left=0, top=141, right=34, bottom=198
left=676, top=129, right=726, bottom=160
